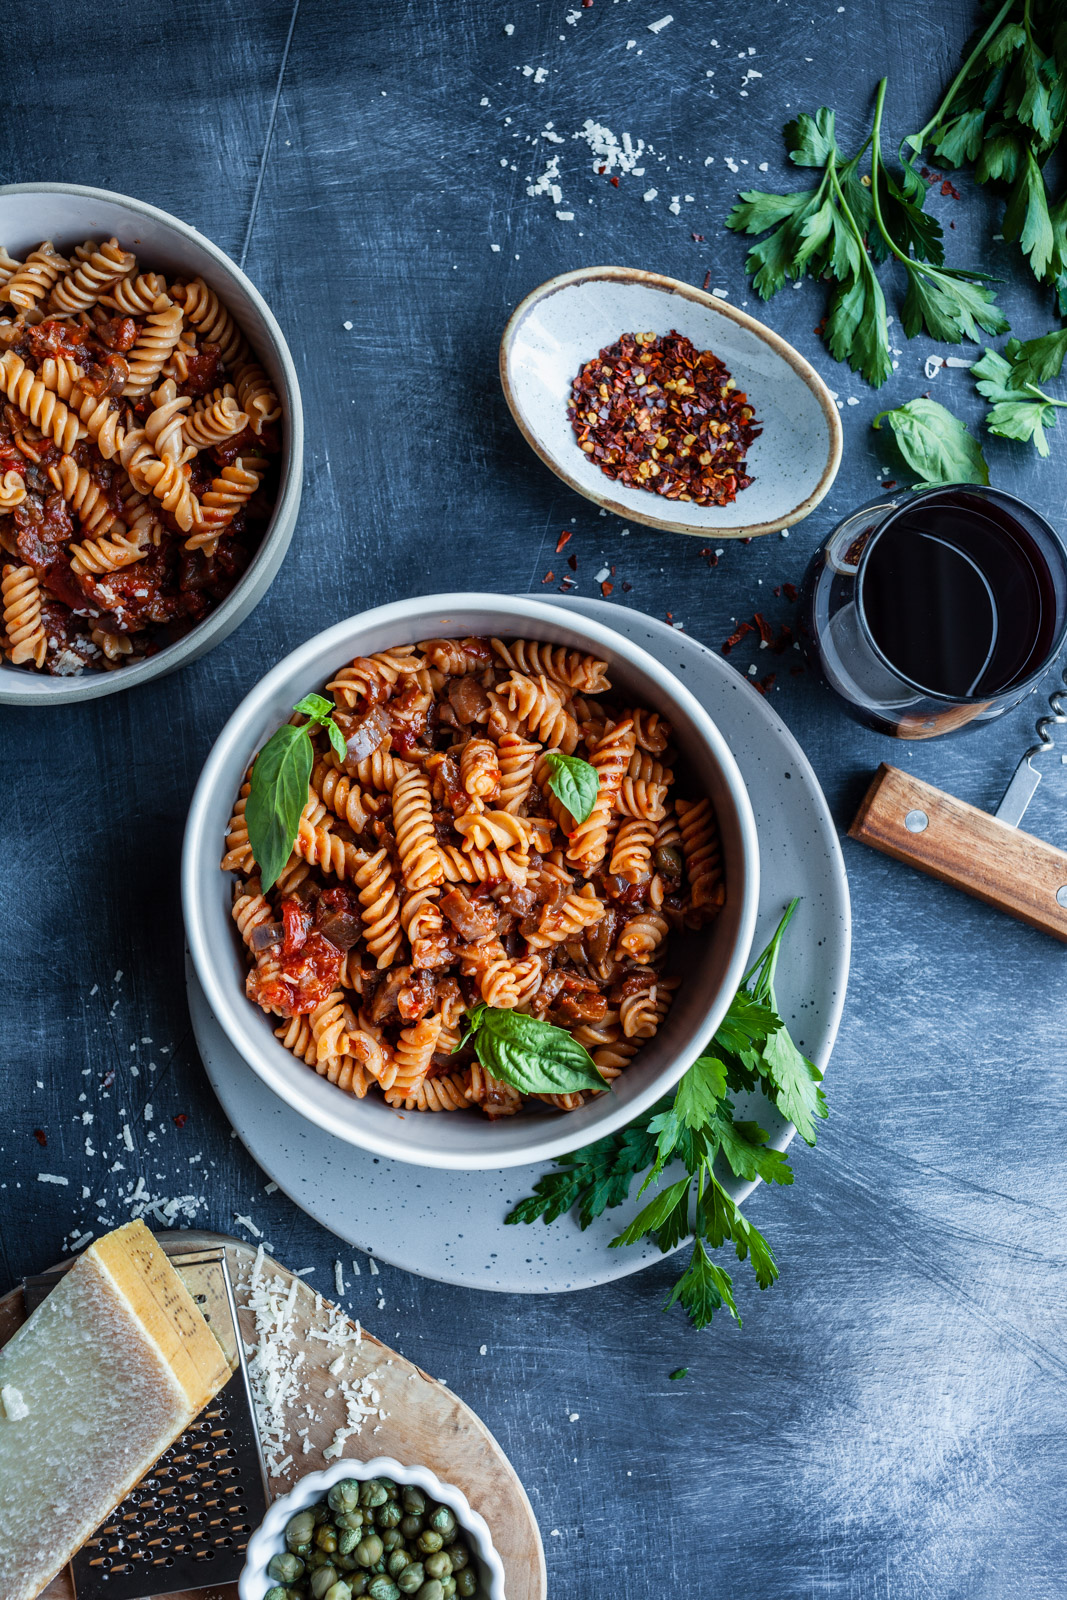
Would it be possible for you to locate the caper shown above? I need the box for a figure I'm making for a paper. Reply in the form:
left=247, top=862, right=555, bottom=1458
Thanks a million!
left=348, top=1577, right=369, bottom=1597
left=440, top=1581, right=456, bottom=1600
left=287, top=1510, right=317, bottom=1549
left=424, top=1552, right=452, bottom=1580
left=428, top=1507, right=456, bottom=1539
left=324, top=1583, right=352, bottom=1600
left=387, top=1549, right=410, bottom=1579
left=455, top=1572, right=478, bottom=1599
left=311, top=1566, right=340, bottom=1599
left=264, top=1589, right=290, bottom=1600
left=337, top=1509, right=366, bottom=1531
left=355, top=1534, right=384, bottom=1567
left=314, top=1503, right=331, bottom=1525
left=400, top=1514, right=423, bottom=1539
left=376, top=1501, right=402, bottom=1529
left=379, top=1477, right=398, bottom=1493
left=367, top=1579, right=400, bottom=1600
left=316, top=1525, right=339, bottom=1554
left=402, top=1487, right=427, bottom=1515
left=415, top=1581, right=444, bottom=1600
left=444, top=1544, right=469, bottom=1572
left=269, top=1552, right=306, bottom=1584
left=330, top=1479, right=363, bottom=1514
left=338, top=1528, right=362, bottom=1557
left=360, top=1480, right=389, bottom=1509
left=396, top=1562, right=424, bottom=1594
left=417, top=1530, right=443, bottom=1555
left=654, top=843, right=684, bottom=880
left=381, top=1527, right=404, bottom=1552
left=337, top=1554, right=360, bottom=1574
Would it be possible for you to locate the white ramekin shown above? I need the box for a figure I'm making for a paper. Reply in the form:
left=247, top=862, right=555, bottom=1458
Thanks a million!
left=182, top=592, right=759, bottom=1171
left=238, top=1457, right=507, bottom=1600
left=0, top=182, right=304, bottom=705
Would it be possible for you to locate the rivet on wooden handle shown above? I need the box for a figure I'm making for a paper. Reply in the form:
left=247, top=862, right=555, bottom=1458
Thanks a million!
left=849, top=763, right=1067, bottom=942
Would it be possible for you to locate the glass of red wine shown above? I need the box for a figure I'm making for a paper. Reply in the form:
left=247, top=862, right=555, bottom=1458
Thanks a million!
left=800, top=484, right=1067, bottom=738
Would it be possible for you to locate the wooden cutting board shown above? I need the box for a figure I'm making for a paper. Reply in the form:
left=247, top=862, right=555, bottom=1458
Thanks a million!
left=0, top=1231, right=545, bottom=1600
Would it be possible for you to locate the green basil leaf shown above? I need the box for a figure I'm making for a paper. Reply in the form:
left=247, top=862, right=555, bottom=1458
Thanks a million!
left=474, top=1008, right=609, bottom=1096
left=293, top=692, right=334, bottom=724
left=542, top=751, right=600, bottom=824
left=452, top=1001, right=488, bottom=1055
left=326, top=717, right=347, bottom=761
left=872, top=398, right=989, bottom=487
left=245, top=723, right=313, bottom=891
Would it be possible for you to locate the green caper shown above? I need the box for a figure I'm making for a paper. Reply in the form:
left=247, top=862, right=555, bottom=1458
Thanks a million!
left=311, top=1567, right=340, bottom=1599
left=367, top=1579, right=400, bottom=1600
left=415, top=1581, right=444, bottom=1600
left=287, top=1510, right=317, bottom=1549
left=417, top=1530, right=443, bottom=1555
left=379, top=1477, right=398, bottom=1493
left=400, top=1514, right=423, bottom=1539
left=269, top=1551, right=306, bottom=1585
left=355, top=1534, right=384, bottom=1567
left=455, top=1572, right=477, bottom=1599
left=440, top=1581, right=456, bottom=1600
left=654, top=843, right=685, bottom=880
left=387, top=1549, right=410, bottom=1579
left=307, top=1551, right=329, bottom=1572
left=316, top=1527, right=339, bottom=1554
left=444, top=1545, right=468, bottom=1572
left=424, top=1552, right=452, bottom=1580
left=360, top=1480, right=389, bottom=1509
left=314, top=1503, right=331, bottom=1524
left=382, top=1527, right=405, bottom=1552
left=396, top=1563, right=424, bottom=1595
left=338, top=1527, right=362, bottom=1557
left=324, top=1584, right=352, bottom=1600
left=330, top=1479, right=362, bottom=1514
left=264, top=1589, right=290, bottom=1600
left=348, top=1577, right=369, bottom=1598
left=427, top=1508, right=455, bottom=1539
left=337, top=1554, right=360, bottom=1574
left=376, top=1501, right=402, bottom=1529
left=337, top=1509, right=366, bottom=1531
left=401, top=1486, right=427, bottom=1515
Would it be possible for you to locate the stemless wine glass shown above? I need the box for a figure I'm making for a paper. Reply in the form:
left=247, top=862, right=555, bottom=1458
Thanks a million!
left=800, top=483, right=1067, bottom=738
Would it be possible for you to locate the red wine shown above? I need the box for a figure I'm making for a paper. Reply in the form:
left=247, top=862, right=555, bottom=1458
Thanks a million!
left=859, top=492, right=1059, bottom=699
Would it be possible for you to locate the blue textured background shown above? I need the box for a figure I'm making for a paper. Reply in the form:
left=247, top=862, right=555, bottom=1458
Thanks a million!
left=2, top=2, right=1066, bottom=1595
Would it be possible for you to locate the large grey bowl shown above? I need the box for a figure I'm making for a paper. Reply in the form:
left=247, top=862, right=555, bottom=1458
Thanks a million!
left=0, top=183, right=304, bottom=705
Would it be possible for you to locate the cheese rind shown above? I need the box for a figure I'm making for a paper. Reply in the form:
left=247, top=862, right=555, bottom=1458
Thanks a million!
left=0, top=1220, right=231, bottom=1600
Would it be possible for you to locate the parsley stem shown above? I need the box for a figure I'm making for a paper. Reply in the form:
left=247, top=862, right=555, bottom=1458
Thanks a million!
left=902, top=0, right=1015, bottom=160
left=1024, top=382, right=1067, bottom=407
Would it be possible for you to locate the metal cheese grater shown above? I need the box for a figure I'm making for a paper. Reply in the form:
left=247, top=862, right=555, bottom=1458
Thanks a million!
left=24, top=1243, right=270, bottom=1600
left=850, top=661, right=1067, bottom=940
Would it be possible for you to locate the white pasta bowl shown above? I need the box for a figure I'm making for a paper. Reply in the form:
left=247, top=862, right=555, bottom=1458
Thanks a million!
left=500, top=265, right=842, bottom=539
left=238, top=1456, right=507, bottom=1600
left=0, top=182, right=303, bottom=705
left=183, top=593, right=759, bottom=1171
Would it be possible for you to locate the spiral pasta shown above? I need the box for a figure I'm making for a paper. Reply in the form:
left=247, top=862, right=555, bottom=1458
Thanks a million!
left=223, top=634, right=722, bottom=1120
left=490, top=637, right=611, bottom=693
left=144, top=379, right=193, bottom=463
left=173, top=276, right=248, bottom=367
left=100, top=271, right=168, bottom=315
left=0, top=470, right=26, bottom=511
left=2, top=563, right=46, bottom=667
left=183, top=387, right=248, bottom=451
left=69, top=529, right=148, bottom=578
left=48, top=239, right=136, bottom=314
left=0, top=351, right=85, bottom=454
left=123, top=295, right=185, bottom=398
left=233, top=358, right=281, bottom=434
left=187, top=458, right=263, bottom=547
left=1, top=241, right=69, bottom=311
left=47, top=455, right=121, bottom=538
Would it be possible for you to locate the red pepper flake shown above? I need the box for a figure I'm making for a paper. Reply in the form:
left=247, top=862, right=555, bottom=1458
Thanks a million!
left=756, top=674, right=777, bottom=695
left=610, top=176, right=620, bottom=187
left=699, top=544, right=720, bottom=567
left=702, top=271, right=712, bottom=291
left=598, top=165, right=607, bottom=175
left=33, top=1128, right=47, bottom=1147
left=555, top=530, right=573, bottom=553
left=782, top=582, right=798, bottom=602
left=920, top=166, right=942, bottom=184
left=567, top=552, right=578, bottom=570
left=940, top=179, right=961, bottom=199
left=883, top=480, right=896, bottom=490
left=949, top=219, right=956, bottom=229
left=753, top=611, right=775, bottom=645
left=541, top=570, right=555, bottom=584
left=691, top=233, right=705, bottom=241
left=601, top=580, right=614, bottom=595
left=722, top=620, right=754, bottom=655
left=621, top=580, right=632, bottom=591
left=100, top=1069, right=115, bottom=1089
left=173, top=1112, right=188, bottom=1128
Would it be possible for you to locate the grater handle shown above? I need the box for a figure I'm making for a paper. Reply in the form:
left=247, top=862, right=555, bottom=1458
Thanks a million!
left=850, top=764, right=1067, bottom=942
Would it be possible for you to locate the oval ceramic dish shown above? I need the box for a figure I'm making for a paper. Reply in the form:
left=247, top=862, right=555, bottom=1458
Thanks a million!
left=499, top=265, right=841, bottom=540
left=239, top=1457, right=507, bottom=1600
left=183, top=592, right=760, bottom=1171
left=0, top=182, right=304, bottom=705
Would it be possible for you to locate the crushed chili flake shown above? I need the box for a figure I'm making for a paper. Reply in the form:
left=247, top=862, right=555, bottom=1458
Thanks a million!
left=555, top=530, right=573, bottom=553
left=541, top=570, right=555, bottom=583
left=783, top=581, right=798, bottom=602
left=100, top=1070, right=116, bottom=1089
left=621, top=580, right=632, bottom=592
left=610, top=176, right=620, bottom=187
left=568, top=331, right=760, bottom=507
left=601, top=579, right=614, bottom=595
left=753, top=611, right=775, bottom=645
left=882, top=480, right=897, bottom=490
left=691, top=233, right=705, bottom=241
left=33, top=1129, right=47, bottom=1147
left=722, top=620, right=754, bottom=655
left=940, top=178, right=961, bottom=198
left=756, top=674, right=777, bottom=695
left=702, top=271, right=712, bottom=291
left=173, top=1113, right=188, bottom=1128
left=567, top=552, right=578, bottom=570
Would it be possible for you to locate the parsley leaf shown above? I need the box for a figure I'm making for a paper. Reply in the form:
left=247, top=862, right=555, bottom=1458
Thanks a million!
left=872, top=397, right=990, bottom=486
left=972, top=341, right=1067, bottom=458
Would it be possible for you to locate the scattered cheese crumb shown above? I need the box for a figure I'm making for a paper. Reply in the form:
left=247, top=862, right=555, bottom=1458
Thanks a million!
left=343, top=319, right=353, bottom=331
left=37, top=1173, right=68, bottom=1185
left=504, top=22, right=514, bottom=34
left=335, top=1260, right=346, bottom=1297
left=642, top=188, right=658, bottom=202
left=648, top=14, right=673, bottom=32
left=556, top=210, right=575, bottom=221
left=369, top=1258, right=379, bottom=1277
left=569, top=1411, right=580, bottom=1422
left=1, top=1386, right=29, bottom=1421
left=121, top=1124, right=134, bottom=1152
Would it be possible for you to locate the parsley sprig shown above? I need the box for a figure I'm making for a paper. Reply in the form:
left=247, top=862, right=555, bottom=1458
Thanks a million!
left=507, top=901, right=827, bottom=1330
left=726, top=79, right=1009, bottom=386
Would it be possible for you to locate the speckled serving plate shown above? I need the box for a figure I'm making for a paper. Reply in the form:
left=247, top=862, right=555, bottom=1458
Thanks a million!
left=186, top=597, right=851, bottom=1292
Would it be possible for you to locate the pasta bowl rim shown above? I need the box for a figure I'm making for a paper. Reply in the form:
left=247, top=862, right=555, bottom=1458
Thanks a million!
left=499, top=264, right=843, bottom=540
left=238, top=1455, right=507, bottom=1600
left=182, top=591, right=760, bottom=1171
left=0, top=181, right=304, bottom=705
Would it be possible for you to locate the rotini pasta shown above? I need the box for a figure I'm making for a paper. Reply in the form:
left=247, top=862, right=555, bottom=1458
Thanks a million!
left=0, top=234, right=282, bottom=675
left=1, top=562, right=46, bottom=667
left=223, top=635, right=724, bottom=1120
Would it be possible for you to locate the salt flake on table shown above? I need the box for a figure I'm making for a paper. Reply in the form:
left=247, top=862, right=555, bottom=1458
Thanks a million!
left=648, top=14, right=673, bottom=31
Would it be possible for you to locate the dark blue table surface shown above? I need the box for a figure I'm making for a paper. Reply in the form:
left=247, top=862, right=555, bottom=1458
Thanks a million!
left=2, top=3, right=1066, bottom=1595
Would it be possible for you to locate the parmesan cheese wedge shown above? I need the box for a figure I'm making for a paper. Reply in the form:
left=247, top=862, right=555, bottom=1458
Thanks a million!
left=0, top=1219, right=232, bottom=1600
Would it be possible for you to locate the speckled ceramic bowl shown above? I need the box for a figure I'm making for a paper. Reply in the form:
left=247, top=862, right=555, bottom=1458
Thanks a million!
left=183, top=592, right=760, bottom=1171
left=238, top=1457, right=507, bottom=1600
left=0, top=183, right=303, bottom=705
left=500, top=265, right=841, bottom=539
